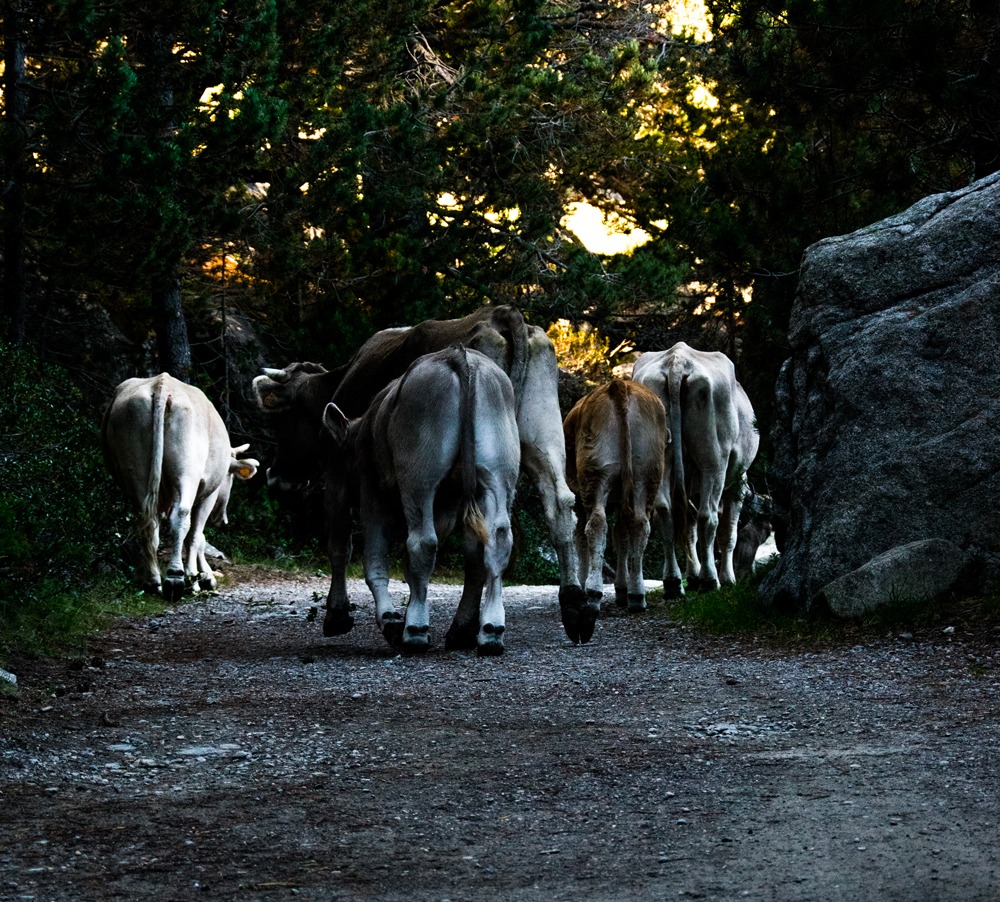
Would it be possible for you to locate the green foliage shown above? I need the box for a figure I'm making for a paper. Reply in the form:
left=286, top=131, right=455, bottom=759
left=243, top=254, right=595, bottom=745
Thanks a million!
left=663, top=558, right=787, bottom=635
left=505, top=478, right=560, bottom=585
left=210, top=485, right=324, bottom=569
left=0, top=344, right=146, bottom=656
left=0, top=344, right=127, bottom=601
left=0, top=576, right=169, bottom=661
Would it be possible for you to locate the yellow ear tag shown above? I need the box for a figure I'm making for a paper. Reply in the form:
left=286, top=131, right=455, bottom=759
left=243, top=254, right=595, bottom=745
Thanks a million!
left=240, top=467, right=251, bottom=478
left=263, top=391, right=278, bottom=408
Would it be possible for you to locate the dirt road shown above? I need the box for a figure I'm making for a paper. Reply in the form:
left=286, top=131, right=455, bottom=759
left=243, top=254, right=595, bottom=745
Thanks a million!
left=2, top=570, right=999, bottom=901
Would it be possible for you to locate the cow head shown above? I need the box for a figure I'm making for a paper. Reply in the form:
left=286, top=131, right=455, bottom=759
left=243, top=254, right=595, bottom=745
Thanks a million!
left=209, top=445, right=260, bottom=527
left=253, top=363, right=340, bottom=492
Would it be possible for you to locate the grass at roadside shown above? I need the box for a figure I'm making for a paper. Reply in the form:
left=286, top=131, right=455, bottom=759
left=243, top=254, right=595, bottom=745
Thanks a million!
left=0, top=578, right=173, bottom=667
left=659, top=557, right=1000, bottom=646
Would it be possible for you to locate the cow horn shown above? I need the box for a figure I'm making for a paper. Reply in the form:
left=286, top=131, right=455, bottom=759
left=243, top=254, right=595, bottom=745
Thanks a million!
left=232, top=443, right=251, bottom=454
left=262, top=367, right=289, bottom=383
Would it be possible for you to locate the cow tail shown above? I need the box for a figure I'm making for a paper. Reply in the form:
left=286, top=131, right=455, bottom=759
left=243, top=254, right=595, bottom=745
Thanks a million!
left=497, top=306, right=529, bottom=415
left=669, top=372, right=689, bottom=537
left=610, top=379, right=636, bottom=531
left=141, top=378, right=170, bottom=554
left=453, top=347, right=489, bottom=547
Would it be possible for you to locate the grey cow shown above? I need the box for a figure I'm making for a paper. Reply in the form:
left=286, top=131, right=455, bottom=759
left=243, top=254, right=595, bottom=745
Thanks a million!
left=321, top=347, right=520, bottom=656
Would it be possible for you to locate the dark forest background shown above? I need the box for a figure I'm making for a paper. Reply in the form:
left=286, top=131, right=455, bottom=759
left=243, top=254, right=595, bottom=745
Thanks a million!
left=3, top=0, right=998, bottom=637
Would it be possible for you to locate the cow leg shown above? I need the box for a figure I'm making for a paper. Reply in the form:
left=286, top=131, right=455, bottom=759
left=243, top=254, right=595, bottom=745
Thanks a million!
left=185, top=498, right=216, bottom=591
left=138, top=518, right=162, bottom=596
left=652, top=475, right=684, bottom=599
left=716, top=479, right=745, bottom=586
left=164, top=482, right=197, bottom=602
left=361, top=512, right=405, bottom=649
left=582, top=478, right=612, bottom=607
left=694, top=475, right=725, bottom=592
left=519, top=425, right=588, bottom=641
left=612, top=513, right=629, bottom=608
left=477, top=491, right=514, bottom=657
left=400, top=497, right=437, bottom=654
left=322, top=484, right=355, bottom=637
left=446, top=534, right=485, bottom=651
left=563, top=497, right=597, bottom=644
left=625, top=500, right=652, bottom=613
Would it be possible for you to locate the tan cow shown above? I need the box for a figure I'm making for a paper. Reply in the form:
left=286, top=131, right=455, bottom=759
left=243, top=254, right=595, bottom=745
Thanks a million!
left=101, top=374, right=258, bottom=600
left=564, top=379, right=667, bottom=615
left=632, top=342, right=759, bottom=594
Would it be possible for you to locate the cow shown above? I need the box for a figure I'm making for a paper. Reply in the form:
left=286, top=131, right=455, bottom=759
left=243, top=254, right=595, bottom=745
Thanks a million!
left=320, top=346, right=520, bottom=655
left=732, top=489, right=773, bottom=580
left=632, top=342, right=759, bottom=595
left=564, top=379, right=667, bottom=616
left=101, top=374, right=258, bottom=601
left=253, top=305, right=593, bottom=642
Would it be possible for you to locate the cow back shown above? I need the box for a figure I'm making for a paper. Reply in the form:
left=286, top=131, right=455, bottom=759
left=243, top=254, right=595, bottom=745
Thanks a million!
left=331, top=305, right=529, bottom=419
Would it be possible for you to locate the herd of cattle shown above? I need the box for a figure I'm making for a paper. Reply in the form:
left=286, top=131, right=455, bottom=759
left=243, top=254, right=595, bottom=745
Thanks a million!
left=101, top=305, right=763, bottom=655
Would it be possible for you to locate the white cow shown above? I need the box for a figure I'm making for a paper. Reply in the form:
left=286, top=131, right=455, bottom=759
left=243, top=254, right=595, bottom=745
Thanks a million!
left=632, top=342, right=759, bottom=594
left=101, top=374, right=258, bottom=599
left=321, top=347, right=520, bottom=655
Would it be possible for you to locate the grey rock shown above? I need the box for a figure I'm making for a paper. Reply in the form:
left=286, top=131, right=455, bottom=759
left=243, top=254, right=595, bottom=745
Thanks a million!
left=815, top=538, right=967, bottom=618
left=762, top=171, right=1000, bottom=613
left=203, top=542, right=229, bottom=561
left=0, top=668, right=16, bottom=687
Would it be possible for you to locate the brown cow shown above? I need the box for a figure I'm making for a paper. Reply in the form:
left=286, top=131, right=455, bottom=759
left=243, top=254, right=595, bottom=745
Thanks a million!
left=321, top=347, right=520, bottom=655
left=632, top=342, right=759, bottom=595
left=563, top=379, right=667, bottom=616
left=253, top=305, right=592, bottom=642
left=101, top=374, right=258, bottom=600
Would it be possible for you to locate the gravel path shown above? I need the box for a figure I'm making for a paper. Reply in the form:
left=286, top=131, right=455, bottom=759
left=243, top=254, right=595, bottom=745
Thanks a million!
left=2, top=568, right=1000, bottom=901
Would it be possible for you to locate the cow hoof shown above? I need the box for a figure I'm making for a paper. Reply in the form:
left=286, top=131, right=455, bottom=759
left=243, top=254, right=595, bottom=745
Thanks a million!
left=401, top=624, right=430, bottom=653
left=478, top=623, right=505, bottom=655
left=559, top=585, right=588, bottom=644
left=163, top=577, right=186, bottom=602
left=142, top=580, right=162, bottom=597
left=614, top=587, right=628, bottom=609
left=477, top=634, right=505, bottom=657
left=697, top=577, right=721, bottom=594
left=627, top=593, right=646, bottom=613
left=445, top=622, right=478, bottom=651
left=662, top=578, right=683, bottom=600
left=197, top=573, right=217, bottom=592
left=577, top=596, right=601, bottom=644
left=322, top=610, right=355, bottom=637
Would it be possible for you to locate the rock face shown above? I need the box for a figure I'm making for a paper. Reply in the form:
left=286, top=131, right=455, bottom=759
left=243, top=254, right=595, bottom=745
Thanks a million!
left=761, top=171, right=1000, bottom=614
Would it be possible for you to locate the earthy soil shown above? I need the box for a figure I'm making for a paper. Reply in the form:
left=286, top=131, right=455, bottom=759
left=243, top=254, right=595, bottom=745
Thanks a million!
left=3, top=567, right=1000, bottom=902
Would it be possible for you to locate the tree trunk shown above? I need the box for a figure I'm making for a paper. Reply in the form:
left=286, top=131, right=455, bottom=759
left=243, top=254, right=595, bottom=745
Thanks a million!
left=143, top=23, right=192, bottom=380
left=3, top=1, right=28, bottom=344
left=152, top=273, right=191, bottom=381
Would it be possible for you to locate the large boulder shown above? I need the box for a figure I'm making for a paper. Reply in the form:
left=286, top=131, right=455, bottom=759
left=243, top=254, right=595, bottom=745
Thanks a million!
left=761, top=171, right=1000, bottom=614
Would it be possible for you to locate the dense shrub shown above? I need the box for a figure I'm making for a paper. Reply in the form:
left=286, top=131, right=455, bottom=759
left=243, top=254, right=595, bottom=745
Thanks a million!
left=0, top=345, right=128, bottom=605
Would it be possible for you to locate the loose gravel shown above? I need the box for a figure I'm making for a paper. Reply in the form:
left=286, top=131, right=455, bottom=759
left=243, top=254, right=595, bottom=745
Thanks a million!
left=2, top=568, right=1000, bottom=901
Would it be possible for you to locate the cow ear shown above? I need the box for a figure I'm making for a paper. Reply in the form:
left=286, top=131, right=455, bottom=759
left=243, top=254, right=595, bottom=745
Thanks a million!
left=322, top=403, right=350, bottom=445
left=230, top=456, right=259, bottom=481
left=252, top=373, right=292, bottom=412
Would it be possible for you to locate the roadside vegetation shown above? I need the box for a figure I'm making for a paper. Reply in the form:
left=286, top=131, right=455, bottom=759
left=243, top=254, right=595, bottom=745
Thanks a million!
left=664, top=557, right=1000, bottom=649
